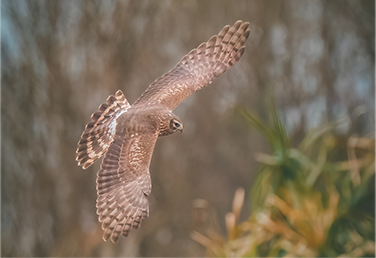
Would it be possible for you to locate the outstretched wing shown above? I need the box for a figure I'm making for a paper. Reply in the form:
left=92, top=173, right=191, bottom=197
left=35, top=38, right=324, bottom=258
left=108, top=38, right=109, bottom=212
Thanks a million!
left=76, top=90, right=131, bottom=169
left=132, top=20, right=250, bottom=112
left=96, top=131, right=158, bottom=243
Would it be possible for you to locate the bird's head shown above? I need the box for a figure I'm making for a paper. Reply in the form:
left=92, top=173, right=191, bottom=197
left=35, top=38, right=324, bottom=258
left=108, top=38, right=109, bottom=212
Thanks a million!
left=170, top=117, right=183, bottom=133
left=159, top=113, right=183, bottom=136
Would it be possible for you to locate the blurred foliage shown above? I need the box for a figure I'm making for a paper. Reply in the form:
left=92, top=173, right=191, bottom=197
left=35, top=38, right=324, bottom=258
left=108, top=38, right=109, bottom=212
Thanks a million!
left=192, top=95, right=375, bottom=257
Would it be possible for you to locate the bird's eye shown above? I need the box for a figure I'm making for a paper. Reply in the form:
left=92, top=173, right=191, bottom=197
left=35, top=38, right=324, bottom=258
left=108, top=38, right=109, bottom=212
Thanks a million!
left=174, top=122, right=180, bottom=128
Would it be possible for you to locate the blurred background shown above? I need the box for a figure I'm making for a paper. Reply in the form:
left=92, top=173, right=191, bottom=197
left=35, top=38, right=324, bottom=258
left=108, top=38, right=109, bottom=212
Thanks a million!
left=1, top=0, right=374, bottom=257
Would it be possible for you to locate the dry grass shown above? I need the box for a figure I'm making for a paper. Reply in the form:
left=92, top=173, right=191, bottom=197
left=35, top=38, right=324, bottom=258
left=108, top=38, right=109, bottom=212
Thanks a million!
left=192, top=103, right=375, bottom=257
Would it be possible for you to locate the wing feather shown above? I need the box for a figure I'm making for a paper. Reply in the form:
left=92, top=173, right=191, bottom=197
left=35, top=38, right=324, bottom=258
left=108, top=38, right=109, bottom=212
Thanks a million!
left=132, top=20, right=250, bottom=111
left=96, top=132, right=157, bottom=243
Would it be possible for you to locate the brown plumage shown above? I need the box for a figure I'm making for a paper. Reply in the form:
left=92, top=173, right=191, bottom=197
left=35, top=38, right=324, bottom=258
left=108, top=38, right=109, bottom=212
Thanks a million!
left=76, top=20, right=250, bottom=243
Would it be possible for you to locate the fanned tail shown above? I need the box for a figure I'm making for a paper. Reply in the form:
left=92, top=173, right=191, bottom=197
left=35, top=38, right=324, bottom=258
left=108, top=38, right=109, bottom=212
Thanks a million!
left=76, top=90, right=131, bottom=169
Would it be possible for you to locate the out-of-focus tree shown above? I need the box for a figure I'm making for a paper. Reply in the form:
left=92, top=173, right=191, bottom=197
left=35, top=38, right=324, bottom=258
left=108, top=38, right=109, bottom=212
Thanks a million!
left=2, top=0, right=374, bottom=256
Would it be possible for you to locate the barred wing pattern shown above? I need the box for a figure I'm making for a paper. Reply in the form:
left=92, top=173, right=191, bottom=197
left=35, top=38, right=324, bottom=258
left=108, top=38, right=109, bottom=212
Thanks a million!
left=133, top=20, right=250, bottom=112
left=96, top=133, right=157, bottom=242
left=76, top=90, right=130, bottom=169
left=76, top=21, right=250, bottom=243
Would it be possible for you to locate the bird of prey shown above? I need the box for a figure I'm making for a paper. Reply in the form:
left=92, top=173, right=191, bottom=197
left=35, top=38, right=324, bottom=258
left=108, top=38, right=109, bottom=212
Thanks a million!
left=76, top=20, right=250, bottom=243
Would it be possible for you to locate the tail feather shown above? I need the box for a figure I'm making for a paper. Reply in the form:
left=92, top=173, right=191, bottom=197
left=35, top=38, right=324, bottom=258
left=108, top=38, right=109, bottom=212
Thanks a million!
left=76, top=90, right=130, bottom=169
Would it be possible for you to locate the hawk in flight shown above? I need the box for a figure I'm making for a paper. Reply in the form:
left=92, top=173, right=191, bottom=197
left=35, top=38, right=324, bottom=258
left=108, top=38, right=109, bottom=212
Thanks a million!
left=76, top=20, right=250, bottom=242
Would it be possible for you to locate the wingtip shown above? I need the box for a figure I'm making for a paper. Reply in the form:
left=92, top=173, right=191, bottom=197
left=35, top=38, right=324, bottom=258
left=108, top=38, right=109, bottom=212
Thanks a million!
left=239, top=46, right=246, bottom=55
left=110, top=235, right=119, bottom=243
left=232, top=20, right=242, bottom=31
left=234, top=20, right=243, bottom=26
left=221, top=25, right=230, bottom=34
left=102, top=234, right=110, bottom=242
left=244, top=29, right=251, bottom=40
left=232, top=20, right=250, bottom=33
left=243, top=21, right=250, bottom=26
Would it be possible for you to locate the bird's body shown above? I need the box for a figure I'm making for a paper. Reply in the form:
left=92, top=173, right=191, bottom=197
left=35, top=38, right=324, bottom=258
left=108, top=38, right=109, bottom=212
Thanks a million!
left=116, top=106, right=167, bottom=136
left=76, top=20, right=250, bottom=242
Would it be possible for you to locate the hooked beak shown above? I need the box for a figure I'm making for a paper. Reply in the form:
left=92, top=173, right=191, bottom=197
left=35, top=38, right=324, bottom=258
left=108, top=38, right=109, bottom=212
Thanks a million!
left=178, top=125, right=183, bottom=133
